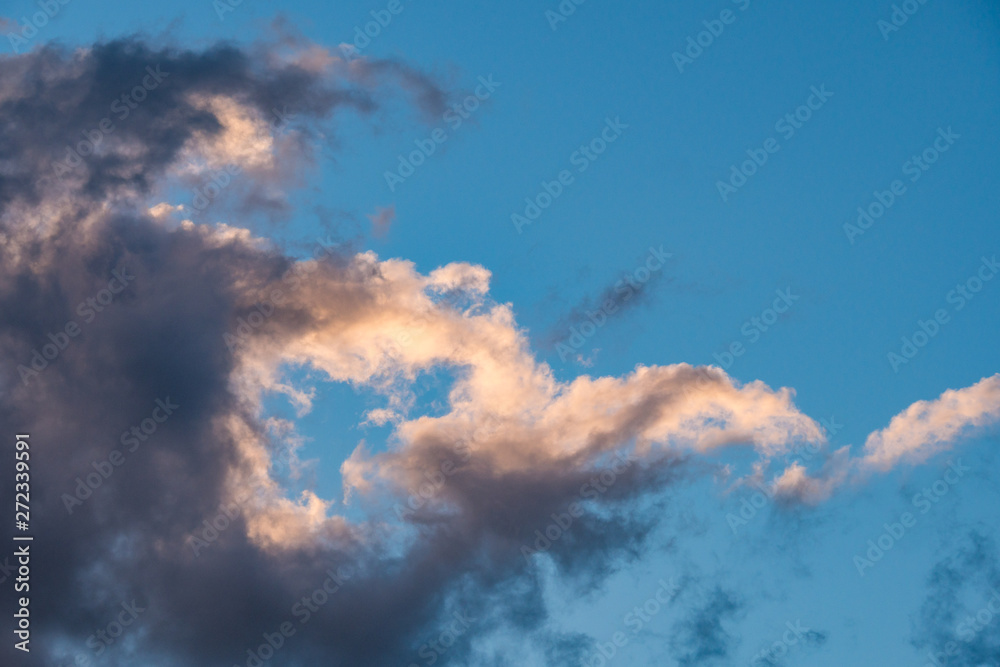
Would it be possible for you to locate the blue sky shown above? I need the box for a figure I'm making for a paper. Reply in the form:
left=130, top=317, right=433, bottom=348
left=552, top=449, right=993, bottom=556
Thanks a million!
left=6, top=0, right=1000, bottom=664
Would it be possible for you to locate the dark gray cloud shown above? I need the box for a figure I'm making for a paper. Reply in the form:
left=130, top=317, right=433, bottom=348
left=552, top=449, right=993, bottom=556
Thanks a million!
left=0, top=32, right=450, bottom=220
left=537, top=248, right=726, bottom=362
left=540, top=256, right=671, bottom=352
left=911, top=530, right=1000, bottom=667
left=668, top=582, right=745, bottom=666
left=0, top=36, right=711, bottom=667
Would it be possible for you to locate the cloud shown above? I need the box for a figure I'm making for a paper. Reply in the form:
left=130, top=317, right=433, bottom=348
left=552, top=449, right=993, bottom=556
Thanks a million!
left=770, top=445, right=852, bottom=504
left=771, top=376, right=1000, bottom=503
left=148, top=201, right=186, bottom=219
left=367, top=204, right=395, bottom=238
left=861, top=375, right=1000, bottom=471
left=911, top=530, right=1000, bottom=666
left=1, top=33, right=998, bottom=667
left=0, top=34, right=446, bottom=224
left=540, top=245, right=673, bottom=352
left=668, top=583, right=744, bottom=666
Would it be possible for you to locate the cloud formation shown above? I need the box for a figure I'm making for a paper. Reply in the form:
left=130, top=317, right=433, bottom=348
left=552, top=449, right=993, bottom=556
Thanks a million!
left=367, top=204, right=395, bottom=238
left=668, top=584, right=744, bottom=666
left=0, top=34, right=997, bottom=667
left=861, top=375, right=1000, bottom=470
left=771, top=375, right=1000, bottom=503
left=911, top=531, right=1000, bottom=666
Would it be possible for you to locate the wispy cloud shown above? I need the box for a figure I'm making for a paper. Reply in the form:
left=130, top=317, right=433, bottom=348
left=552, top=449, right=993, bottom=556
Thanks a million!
left=367, top=204, right=395, bottom=238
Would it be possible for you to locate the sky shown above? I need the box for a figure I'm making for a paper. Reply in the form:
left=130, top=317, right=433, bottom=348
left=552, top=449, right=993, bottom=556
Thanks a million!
left=1, top=0, right=999, bottom=665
